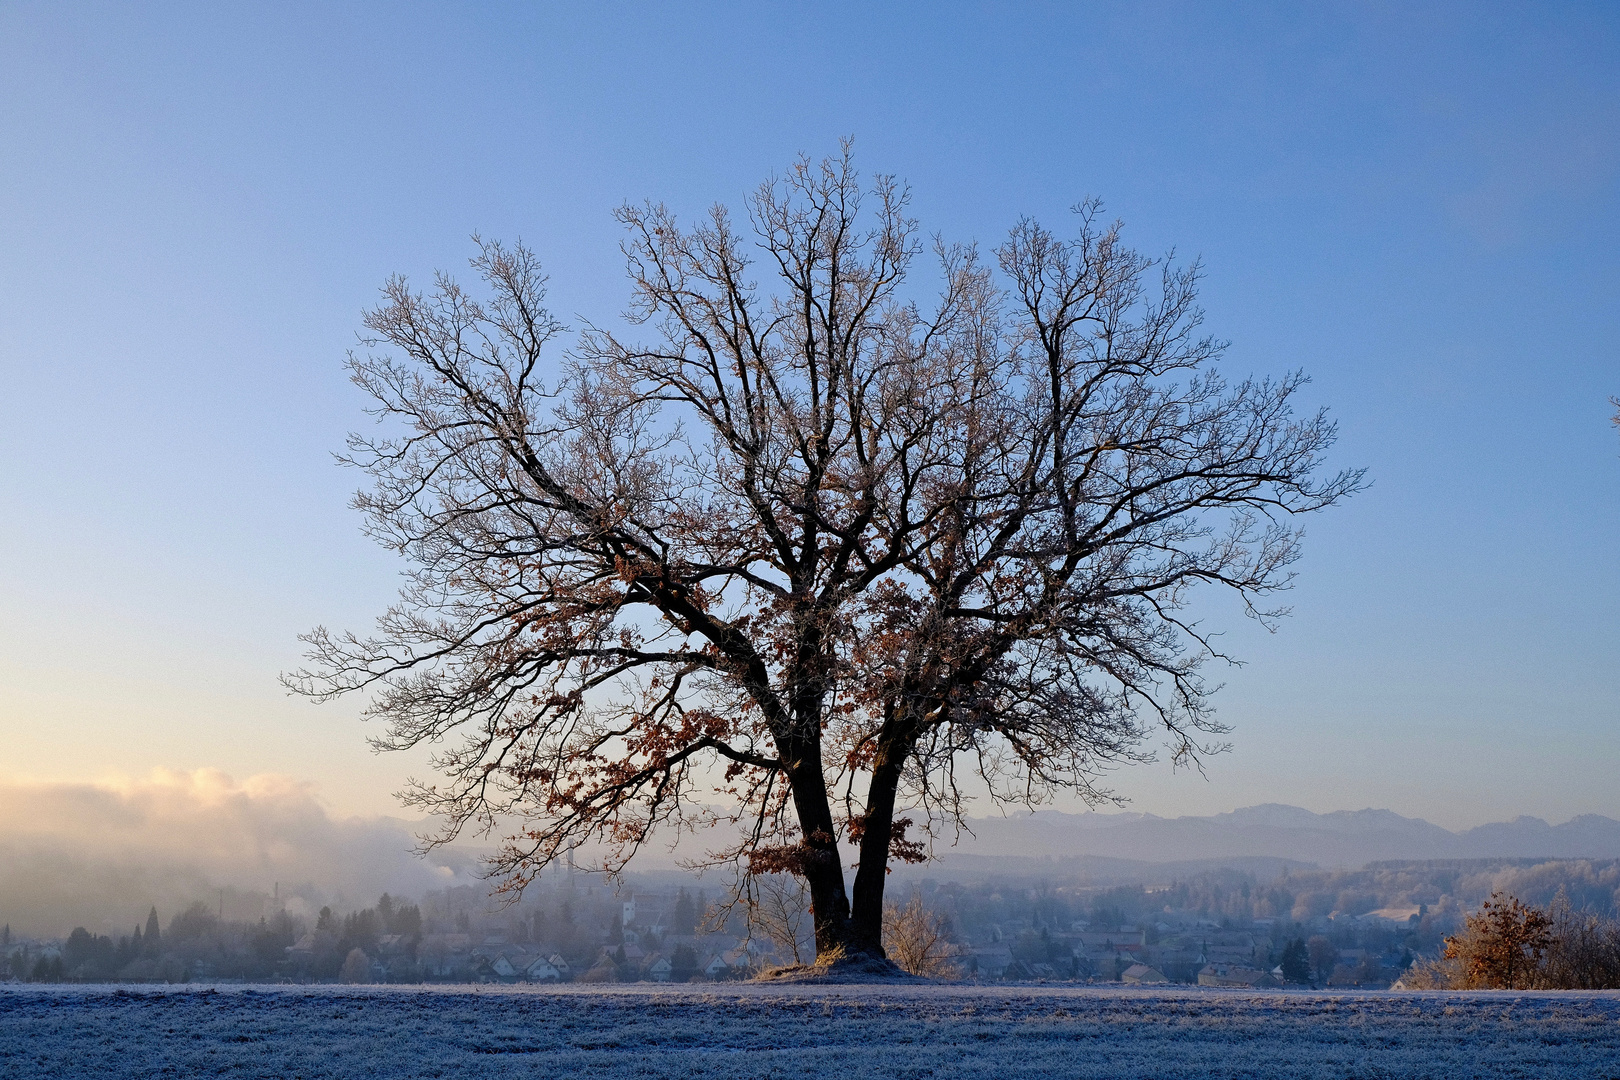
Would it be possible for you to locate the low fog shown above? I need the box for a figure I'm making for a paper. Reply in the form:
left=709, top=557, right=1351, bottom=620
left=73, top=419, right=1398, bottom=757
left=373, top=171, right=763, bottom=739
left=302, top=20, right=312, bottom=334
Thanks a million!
left=0, top=770, right=488, bottom=938
left=7, top=768, right=1617, bottom=941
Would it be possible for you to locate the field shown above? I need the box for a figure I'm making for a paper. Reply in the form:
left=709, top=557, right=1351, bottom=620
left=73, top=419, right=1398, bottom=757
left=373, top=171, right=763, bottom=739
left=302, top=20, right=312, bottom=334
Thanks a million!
left=3, top=983, right=1619, bottom=1079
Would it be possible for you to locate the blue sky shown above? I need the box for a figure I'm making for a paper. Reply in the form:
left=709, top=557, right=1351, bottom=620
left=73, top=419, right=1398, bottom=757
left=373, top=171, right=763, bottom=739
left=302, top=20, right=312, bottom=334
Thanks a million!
left=1, top=2, right=1615, bottom=830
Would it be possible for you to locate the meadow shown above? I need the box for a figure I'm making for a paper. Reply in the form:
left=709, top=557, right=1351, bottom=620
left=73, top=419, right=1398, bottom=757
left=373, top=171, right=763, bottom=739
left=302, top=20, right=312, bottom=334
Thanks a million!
left=3, top=983, right=1619, bottom=1079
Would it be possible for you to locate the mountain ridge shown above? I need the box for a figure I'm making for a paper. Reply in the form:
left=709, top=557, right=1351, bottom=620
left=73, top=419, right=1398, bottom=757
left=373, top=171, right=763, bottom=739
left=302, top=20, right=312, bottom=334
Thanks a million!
left=943, top=804, right=1620, bottom=867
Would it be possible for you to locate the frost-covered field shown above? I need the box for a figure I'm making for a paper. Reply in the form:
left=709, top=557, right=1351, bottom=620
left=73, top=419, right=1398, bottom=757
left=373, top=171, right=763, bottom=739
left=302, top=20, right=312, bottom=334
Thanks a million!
left=3, top=983, right=1619, bottom=1079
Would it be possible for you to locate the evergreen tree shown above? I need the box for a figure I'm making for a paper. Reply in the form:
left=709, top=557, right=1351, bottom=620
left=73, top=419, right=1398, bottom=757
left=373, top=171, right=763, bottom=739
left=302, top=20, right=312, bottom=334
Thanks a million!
left=144, top=907, right=161, bottom=954
left=674, top=890, right=696, bottom=936
left=1280, top=938, right=1311, bottom=983
left=1307, top=935, right=1337, bottom=984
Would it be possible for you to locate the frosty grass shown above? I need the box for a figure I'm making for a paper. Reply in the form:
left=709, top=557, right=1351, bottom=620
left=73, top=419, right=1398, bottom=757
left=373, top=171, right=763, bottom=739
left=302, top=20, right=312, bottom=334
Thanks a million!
left=3, top=983, right=1618, bottom=1079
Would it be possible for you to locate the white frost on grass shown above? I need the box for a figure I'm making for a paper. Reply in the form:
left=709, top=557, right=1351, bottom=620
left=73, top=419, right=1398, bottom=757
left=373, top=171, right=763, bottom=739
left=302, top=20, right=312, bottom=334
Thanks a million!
left=3, top=984, right=1619, bottom=1079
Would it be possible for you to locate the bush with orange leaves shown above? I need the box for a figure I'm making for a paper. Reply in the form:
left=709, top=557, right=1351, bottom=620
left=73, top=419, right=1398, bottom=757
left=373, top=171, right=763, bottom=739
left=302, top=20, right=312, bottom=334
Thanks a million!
left=1405, top=889, right=1620, bottom=990
left=1440, top=892, right=1552, bottom=989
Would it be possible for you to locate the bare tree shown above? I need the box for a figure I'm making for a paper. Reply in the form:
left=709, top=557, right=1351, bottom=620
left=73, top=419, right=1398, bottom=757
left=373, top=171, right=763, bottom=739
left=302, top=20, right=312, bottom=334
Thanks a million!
left=287, top=145, right=1360, bottom=965
left=1540, top=888, right=1620, bottom=990
left=883, top=894, right=958, bottom=978
left=747, top=874, right=812, bottom=966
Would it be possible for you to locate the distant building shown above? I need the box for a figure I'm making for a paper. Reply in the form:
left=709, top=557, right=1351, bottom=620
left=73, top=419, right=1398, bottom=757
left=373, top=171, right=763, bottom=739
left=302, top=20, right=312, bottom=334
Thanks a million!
left=1122, top=963, right=1169, bottom=985
left=524, top=955, right=562, bottom=982
left=1197, top=963, right=1280, bottom=988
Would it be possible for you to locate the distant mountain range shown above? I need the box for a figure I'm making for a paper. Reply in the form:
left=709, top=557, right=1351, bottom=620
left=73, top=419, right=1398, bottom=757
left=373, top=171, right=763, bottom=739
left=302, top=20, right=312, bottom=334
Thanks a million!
left=934, top=804, right=1620, bottom=870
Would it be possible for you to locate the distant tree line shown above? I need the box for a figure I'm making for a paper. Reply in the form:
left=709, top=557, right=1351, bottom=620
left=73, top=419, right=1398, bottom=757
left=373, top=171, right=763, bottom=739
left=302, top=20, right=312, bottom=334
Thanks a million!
left=7, top=858, right=1619, bottom=985
left=3, top=895, right=424, bottom=984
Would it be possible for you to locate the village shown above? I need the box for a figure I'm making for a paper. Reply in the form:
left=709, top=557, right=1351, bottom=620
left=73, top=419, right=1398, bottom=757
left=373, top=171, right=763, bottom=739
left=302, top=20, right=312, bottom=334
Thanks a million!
left=2, top=868, right=1438, bottom=988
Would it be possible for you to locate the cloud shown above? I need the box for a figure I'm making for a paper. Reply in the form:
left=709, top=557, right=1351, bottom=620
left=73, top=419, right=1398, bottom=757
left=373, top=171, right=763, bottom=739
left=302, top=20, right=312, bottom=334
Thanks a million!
left=0, top=769, right=487, bottom=938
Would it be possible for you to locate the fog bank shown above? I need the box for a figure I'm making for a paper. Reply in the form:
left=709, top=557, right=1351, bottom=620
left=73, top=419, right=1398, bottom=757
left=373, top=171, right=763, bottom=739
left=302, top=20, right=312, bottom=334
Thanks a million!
left=0, top=770, right=484, bottom=937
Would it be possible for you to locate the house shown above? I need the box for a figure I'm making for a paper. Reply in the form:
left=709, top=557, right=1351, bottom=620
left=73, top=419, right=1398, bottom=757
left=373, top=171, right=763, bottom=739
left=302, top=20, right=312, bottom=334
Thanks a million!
left=967, top=946, right=1014, bottom=978
left=1197, top=963, right=1280, bottom=988
left=643, top=952, right=673, bottom=982
left=1122, top=963, right=1169, bottom=985
left=524, top=955, right=562, bottom=982
left=701, top=951, right=732, bottom=979
left=547, top=953, right=571, bottom=979
left=489, top=952, right=521, bottom=982
left=1074, top=930, right=1145, bottom=950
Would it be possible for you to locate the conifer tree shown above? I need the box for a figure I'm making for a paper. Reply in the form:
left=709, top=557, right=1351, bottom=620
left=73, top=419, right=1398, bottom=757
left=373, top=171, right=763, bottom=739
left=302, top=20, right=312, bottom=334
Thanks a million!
left=1280, top=938, right=1310, bottom=983
left=674, top=890, right=696, bottom=936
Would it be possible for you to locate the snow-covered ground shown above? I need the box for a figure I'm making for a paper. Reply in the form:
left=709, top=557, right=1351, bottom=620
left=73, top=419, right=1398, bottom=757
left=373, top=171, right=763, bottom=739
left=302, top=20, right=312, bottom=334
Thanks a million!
left=3, top=983, right=1618, bottom=1078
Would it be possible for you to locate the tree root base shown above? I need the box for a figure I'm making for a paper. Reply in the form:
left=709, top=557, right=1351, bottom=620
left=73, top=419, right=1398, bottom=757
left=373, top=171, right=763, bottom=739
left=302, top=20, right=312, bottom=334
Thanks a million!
left=754, top=951, right=922, bottom=983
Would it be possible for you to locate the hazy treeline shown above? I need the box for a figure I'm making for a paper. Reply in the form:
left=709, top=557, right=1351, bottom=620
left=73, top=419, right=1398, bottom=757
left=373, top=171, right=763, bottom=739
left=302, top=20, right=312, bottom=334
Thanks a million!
left=6, top=858, right=1618, bottom=984
left=4, top=903, right=298, bottom=983
left=2, top=879, right=713, bottom=984
left=901, top=858, right=1620, bottom=979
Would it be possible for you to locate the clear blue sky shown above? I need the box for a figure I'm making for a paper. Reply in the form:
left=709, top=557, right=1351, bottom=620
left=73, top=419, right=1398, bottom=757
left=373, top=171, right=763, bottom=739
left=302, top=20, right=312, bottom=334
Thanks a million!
left=1, top=1, right=1615, bottom=830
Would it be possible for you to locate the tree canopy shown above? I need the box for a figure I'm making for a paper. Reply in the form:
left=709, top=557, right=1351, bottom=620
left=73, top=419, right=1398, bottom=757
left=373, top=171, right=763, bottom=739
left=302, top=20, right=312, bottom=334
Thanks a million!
left=289, top=146, right=1360, bottom=962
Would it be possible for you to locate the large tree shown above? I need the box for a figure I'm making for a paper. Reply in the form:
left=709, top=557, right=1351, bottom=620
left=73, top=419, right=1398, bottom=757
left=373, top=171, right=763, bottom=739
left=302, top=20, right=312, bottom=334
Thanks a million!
left=289, top=147, right=1360, bottom=964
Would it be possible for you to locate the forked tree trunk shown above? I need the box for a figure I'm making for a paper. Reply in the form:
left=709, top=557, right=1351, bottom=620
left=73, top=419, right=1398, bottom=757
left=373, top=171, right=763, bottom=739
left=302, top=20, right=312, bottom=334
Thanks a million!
left=792, top=730, right=913, bottom=963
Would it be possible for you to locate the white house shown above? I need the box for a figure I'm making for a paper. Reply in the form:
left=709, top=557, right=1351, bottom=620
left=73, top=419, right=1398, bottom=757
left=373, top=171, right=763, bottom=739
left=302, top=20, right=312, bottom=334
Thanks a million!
left=524, top=955, right=561, bottom=982
left=643, top=953, right=673, bottom=982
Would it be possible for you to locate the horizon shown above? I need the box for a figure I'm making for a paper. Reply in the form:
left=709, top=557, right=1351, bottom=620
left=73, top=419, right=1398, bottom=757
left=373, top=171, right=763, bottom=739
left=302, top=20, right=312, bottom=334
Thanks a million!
left=2, top=3, right=1617, bottom=896
left=6, top=766, right=1620, bottom=941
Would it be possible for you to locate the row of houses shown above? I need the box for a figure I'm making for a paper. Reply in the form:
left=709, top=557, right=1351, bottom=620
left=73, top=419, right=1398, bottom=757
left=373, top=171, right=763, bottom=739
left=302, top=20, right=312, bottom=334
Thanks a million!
left=960, top=924, right=1271, bottom=982
left=469, top=938, right=763, bottom=984
left=288, top=928, right=782, bottom=985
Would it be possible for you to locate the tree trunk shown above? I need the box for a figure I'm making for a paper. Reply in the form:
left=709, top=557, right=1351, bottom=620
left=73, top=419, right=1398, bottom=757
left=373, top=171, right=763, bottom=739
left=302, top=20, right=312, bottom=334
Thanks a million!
left=780, top=739, right=853, bottom=957
left=847, top=743, right=909, bottom=957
